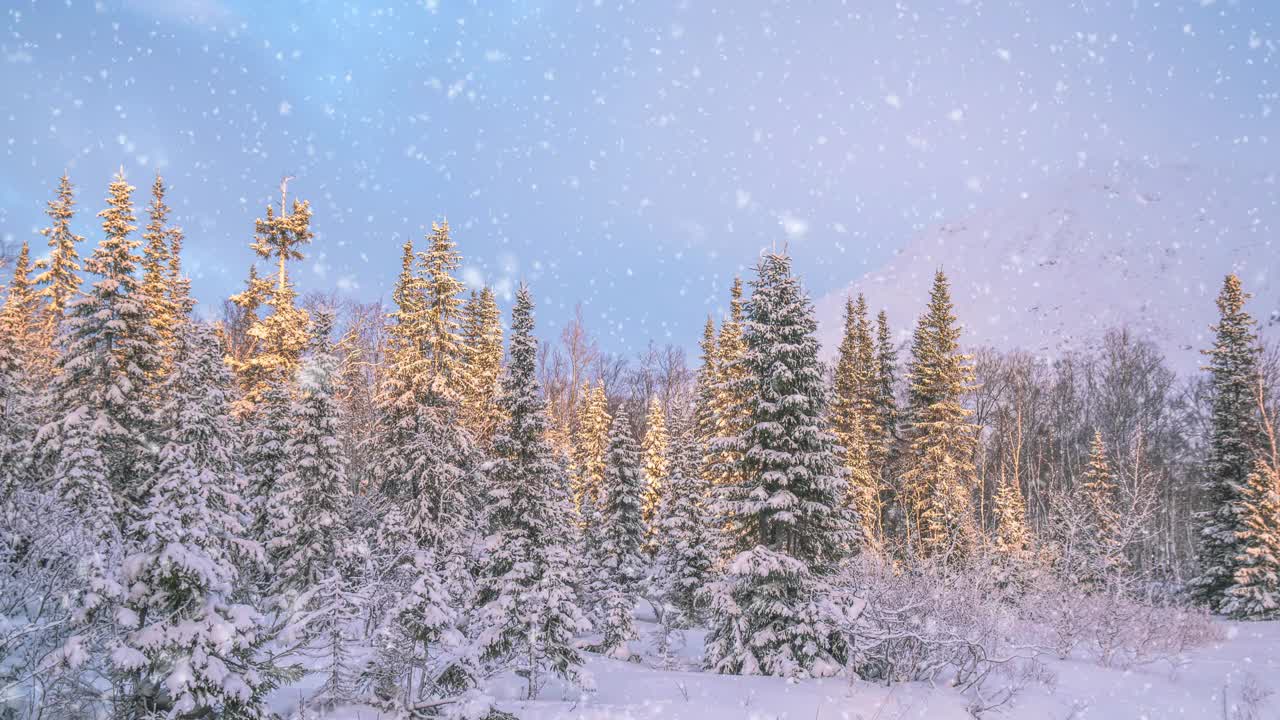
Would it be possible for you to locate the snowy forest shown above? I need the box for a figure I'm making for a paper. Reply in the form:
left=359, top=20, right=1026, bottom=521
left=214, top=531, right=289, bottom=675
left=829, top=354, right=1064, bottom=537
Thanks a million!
left=0, top=169, right=1277, bottom=719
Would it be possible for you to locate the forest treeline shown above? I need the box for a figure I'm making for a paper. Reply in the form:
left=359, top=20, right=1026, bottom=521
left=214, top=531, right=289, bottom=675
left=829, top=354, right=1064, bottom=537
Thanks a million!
left=0, top=171, right=1275, bottom=718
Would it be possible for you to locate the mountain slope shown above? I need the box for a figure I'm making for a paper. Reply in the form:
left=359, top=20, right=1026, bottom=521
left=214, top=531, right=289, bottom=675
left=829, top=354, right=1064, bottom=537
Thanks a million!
left=817, top=160, right=1279, bottom=374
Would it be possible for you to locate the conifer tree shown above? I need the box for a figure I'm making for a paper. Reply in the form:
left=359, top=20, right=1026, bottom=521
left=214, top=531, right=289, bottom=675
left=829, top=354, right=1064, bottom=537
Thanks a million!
left=39, top=170, right=162, bottom=524
left=34, top=173, right=85, bottom=340
left=231, top=182, right=313, bottom=413
left=271, top=311, right=361, bottom=701
left=901, top=270, right=979, bottom=561
left=1224, top=457, right=1280, bottom=620
left=244, top=378, right=293, bottom=553
left=0, top=243, right=44, bottom=478
left=990, top=469, right=1035, bottom=592
left=872, top=309, right=899, bottom=461
left=640, top=395, right=669, bottom=541
left=708, top=279, right=752, bottom=495
left=272, top=310, right=351, bottom=592
left=571, top=380, right=611, bottom=527
left=705, top=252, right=852, bottom=679
left=591, top=413, right=646, bottom=659
left=833, top=295, right=880, bottom=552
left=375, top=238, right=429, bottom=499
left=418, top=220, right=467, bottom=400
left=1081, top=431, right=1125, bottom=585
left=139, top=174, right=180, bottom=364
left=1192, top=274, right=1264, bottom=611
left=114, top=321, right=277, bottom=718
left=474, top=286, right=587, bottom=699
left=653, top=410, right=715, bottom=624
left=460, top=286, right=505, bottom=446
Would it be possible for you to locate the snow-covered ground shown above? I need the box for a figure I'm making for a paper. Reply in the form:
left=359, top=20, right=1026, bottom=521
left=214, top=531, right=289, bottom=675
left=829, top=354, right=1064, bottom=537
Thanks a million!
left=272, top=609, right=1280, bottom=719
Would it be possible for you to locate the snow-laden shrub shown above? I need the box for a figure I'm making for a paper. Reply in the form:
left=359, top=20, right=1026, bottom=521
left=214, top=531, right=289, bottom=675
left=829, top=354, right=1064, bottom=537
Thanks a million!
left=0, top=490, right=109, bottom=719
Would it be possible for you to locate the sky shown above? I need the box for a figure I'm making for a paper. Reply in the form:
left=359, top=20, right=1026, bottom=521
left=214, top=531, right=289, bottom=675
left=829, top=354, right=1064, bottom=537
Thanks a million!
left=1, top=0, right=1276, bottom=356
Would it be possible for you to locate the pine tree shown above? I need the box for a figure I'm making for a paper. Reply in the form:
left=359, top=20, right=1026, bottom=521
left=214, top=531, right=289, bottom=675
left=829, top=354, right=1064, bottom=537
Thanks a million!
left=571, top=380, right=611, bottom=527
left=460, top=286, right=504, bottom=446
left=375, top=238, right=430, bottom=499
left=231, top=182, right=313, bottom=413
left=139, top=173, right=180, bottom=365
left=872, top=309, right=899, bottom=467
left=652, top=410, right=715, bottom=624
left=1080, top=431, right=1124, bottom=587
left=590, top=413, right=646, bottom=659
left=34, top=173, right=85, bottom=341
left=474, top=286, right=587, bottom=699
left=1223, top=457, right=1280, bottom=620
left=0, top=243, right=44, bottom=482
left=113, top=321, right=277, bottom=718
left=244, top=378, right=293, bottom=549
left=707, top=278, right=752, bottom=497
left=705, top=252, right=852, bottom=679
left=990, top=469, right=1035, bottom=593
left=272, top=310, right=351, bottom=593
left=1192, top=273, right=1264, bottom=611
left=39, top=170, right=162, bottom=525
left=832, top=295, right=881, bottom=552
left=640, top=395, right=669, bottom=543
left=901, top=270, right=979, bottom=561
left=418, top=220, right=467, bottom=401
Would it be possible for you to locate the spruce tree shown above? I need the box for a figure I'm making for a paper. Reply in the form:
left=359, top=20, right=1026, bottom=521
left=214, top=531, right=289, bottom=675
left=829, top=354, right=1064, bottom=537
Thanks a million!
left=1080, top=430, right=1125, bottom=588
left=1223, top=457, right=1280, bottom=619
left=708, top=278, right=752, bottom=497
left=571, top=380, right=611, bottom=527
left=272, top=310, right=351, bottom=592
left=1192, top=273, right=1264, bottom=611
left=990, top=469, right=1035, bottom=592
left=872, top=309, right=899, bottom=467
left=271, top=311, right=361, bottom=701
left=591, top=413, right=646, bottom=659
left=705, top=252, right=852, bottom=679
left=460, top=286, right=504, bottom=446
left=640, top=395, right=669, bottom=543
left=833, top=295, right=880, bottom=552
left=0, top=243, right=43, bottom=481
left=139, top=173, right=179, bottom=365
left=231, top=183, right=313, bottom=413
left=245, top=379, right=293, bottom=550
left=652, top=410, right=715, bottom=624
left=34, top=173, right=85, bottom=340
left=901, top=270, right=979, bottom=561
left=474, top=286, right=586, bottom=699
left=418, top=220, right=467, bottom=400
left=114, top=321, right=277, bottom=718
left=39, top=170, right=162, bottom=525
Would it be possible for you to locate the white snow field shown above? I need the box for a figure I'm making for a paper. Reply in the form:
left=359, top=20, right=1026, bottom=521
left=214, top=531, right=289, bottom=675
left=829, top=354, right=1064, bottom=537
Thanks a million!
left=270, top=611, right=1280, bottom=719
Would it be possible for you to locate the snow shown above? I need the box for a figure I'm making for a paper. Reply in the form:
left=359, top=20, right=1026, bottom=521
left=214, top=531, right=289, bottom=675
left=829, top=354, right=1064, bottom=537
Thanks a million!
left=269, top=611, right=1280, bottom=719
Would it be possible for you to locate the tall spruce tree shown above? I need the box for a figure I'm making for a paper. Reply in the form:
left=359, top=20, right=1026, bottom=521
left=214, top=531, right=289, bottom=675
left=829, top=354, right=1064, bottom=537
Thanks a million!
left=1192, top=273, right=1264, bottom=611
left=708, top=278, right=752, bottom=496
left=474, top=286, right=587, bottom=699
left=39, top=171, right=162, bottom=525
left=459, top=286, right=505, bottom=446
left=833, top=295, right=880, bottom=552
left=571, top=380, right=612, bottom=528
left=705, top=252, right=852, bottom=679
left=114, top=321, right=278, bottom=718
left=652, top=410, right=715, bottom=624
left=1223, top=456, right=1280, bottom=620
left=901, top=270, right=979, bottom=561
left=418, top=220, right=467, bottom=401
left=34, top=173, right=85, bottom=342
left=0, top=243, right=43, bottom=489
left=591, top=413, right=646, bottom=659
left=640, top=395, right=669, bottom=542
left=139, top=174, right=180, bottom=365
left=231, top=182, right=313, bottom=413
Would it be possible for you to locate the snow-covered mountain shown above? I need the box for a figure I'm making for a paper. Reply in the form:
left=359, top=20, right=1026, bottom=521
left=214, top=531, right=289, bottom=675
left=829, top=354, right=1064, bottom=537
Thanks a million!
left=816, top=159, right=1279, bottom=374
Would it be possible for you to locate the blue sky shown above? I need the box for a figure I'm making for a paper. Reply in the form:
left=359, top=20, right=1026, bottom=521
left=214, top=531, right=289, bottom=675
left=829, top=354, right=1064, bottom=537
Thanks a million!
left=1, top=0, right=1275, bottom=353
